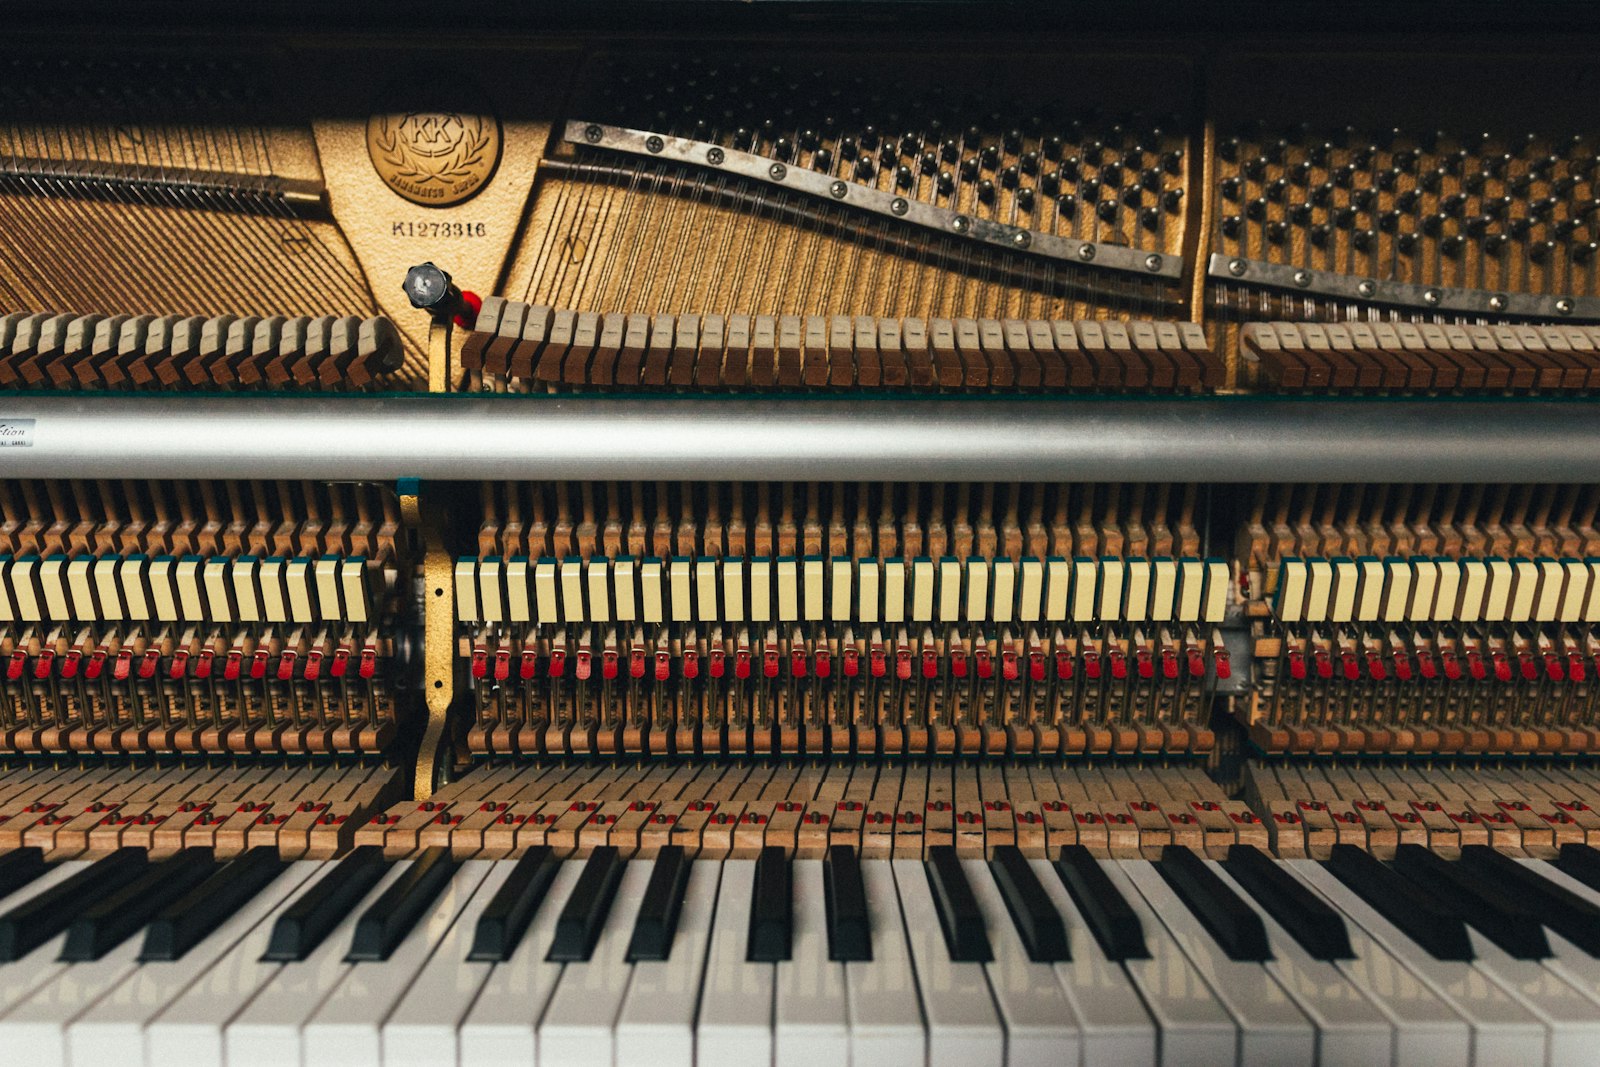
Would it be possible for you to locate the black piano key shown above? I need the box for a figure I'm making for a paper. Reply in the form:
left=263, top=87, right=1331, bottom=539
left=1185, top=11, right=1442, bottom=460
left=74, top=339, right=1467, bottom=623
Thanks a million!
left=924, top=845, right=992, bottom=963
left=1156, top=844, right=1271, bottom=962
left=0, top=848, right=149, bottom=962
left=469, top=846, right=559, bottom=963
left=547, top=846, right=625, bottom=962
left=823, top=845, right=871, bottom=963
left=0, top=848, right=47, bottom=904
left=1392, top=844, right=1550, bottom=960
left=1325, top=844, right=1473, bottom=962
left=747, top=845, right=793, bottom=963
left=990, top=845, right=1070, bottom=963
left=1222, top=844, right=1353, bottom=962
left=1461, top=845, right=1600, bottom=957
left=346, top=847, right=459, bottom=962
left=141, top=847, right=288, bottom=961
left=1556, top=843, right=1600, bottom=895
left=61, top=849, right=218, bottom=962
left=262, top=844, right=387, bottom=962
left=626, top=845, right=692, bottom=963
left=1054, top=845, right=1148, bottom=961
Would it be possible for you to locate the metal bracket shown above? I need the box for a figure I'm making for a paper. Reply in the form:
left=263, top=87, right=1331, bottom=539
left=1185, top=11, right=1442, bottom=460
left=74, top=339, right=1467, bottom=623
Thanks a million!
left=564, top=120, right=1184, bottom=282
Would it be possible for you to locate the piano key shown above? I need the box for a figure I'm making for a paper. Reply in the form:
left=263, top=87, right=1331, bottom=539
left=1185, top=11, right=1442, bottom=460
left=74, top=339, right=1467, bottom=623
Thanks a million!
left=823, top=844, right=871, bottom=963
left=304, top=861, right=492, bottom=1067
left=748, top=844, right=793, bottom=962
left=262, top=844, right=388, bottom=961
left=1290, top=859, right=1547, bottom=1066
left=145, top=860, right=348, bottom=1066
left=1325, top=844, right=1473, bottom=962
left=1206, top=857, right=1395, bottom=1065
left=0, top=862, right=92, bottom=1015
left=698, top=859, right=775, bottom=1067
left=66, top=861, right=321, bottom=1067
left=627, top=843, right=691, bottom=962
left=140, top=847, right=288, bottom=961
left=1122, top=857, right=1316, bottom=1065
left=1510, top=860, right=1600, bottom=1058
left=964, top=857, right=1083, bottom=1066
left=988, top=844, right=1069, bottom=964
left=1392, top=844, right=1551, bottom=960
left=1054, top=844, right=1148, bottom=962
left=1028, top=857, right=1157, bottom=1067
left=60, top=848, right=218, bottom=962
left=616, top=858, right=720, bottom=1066
left=346, top=846, right=459, bottom=962
left=1462, top=847, right=1600, bottom=957
left=0, top=848, right=148, bottom=962
left=458, top=860, right=583, bottom=1067
left=923, top=844, right=991, bottom=963
left=1092, top=859, right=1237, bottom=1065
left=468, top=845, right=558, bottom=962
left=843, top=858, right=925, bottom=1067
left=537, top=858, right=654, bottom=1066
left=0, top=847, right=46, bottom=903
left=548, top=845, right=625, bottom=961
left=1156, top=844, right=1271, bottom=963
left=1555, top=842, right=1600, bottom=894
left=1222, top=843, right=1353, bottom=962
left=775, top=858, right=850, bottom=1066
left=891, top=857, right=1003, bottom=1067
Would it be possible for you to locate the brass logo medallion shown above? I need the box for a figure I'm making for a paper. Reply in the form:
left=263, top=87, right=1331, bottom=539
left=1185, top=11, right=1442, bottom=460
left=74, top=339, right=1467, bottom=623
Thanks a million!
left=367, top=81, right=501, bottom=207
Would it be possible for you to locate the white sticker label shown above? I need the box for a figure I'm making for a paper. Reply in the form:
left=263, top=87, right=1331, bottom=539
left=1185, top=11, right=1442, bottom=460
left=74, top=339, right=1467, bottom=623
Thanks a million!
left=0, top=420, right=34, bottom=448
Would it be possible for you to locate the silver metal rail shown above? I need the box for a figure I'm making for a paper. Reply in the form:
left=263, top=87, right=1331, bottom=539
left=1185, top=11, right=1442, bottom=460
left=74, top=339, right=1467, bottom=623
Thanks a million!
left=1, top=395, right=1595, bottom=483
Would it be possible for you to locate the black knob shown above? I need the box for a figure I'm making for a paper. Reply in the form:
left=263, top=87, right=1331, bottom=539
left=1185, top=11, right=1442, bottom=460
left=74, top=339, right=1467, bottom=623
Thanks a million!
left=1289, top=202, right=1313, bottom=226
left=1000, top=164, right=1020, bottom=189
left=1529, top=238, right=1556, bottom=262
left=1140, top=206, right=1161, bottom=230
left=1266, top=220, right=1288, bottom=244
left=977, top=178, right=996, bottom=202
left=1221, top=176, right=1242, bottom=201
left=1057, top=193, right=1078, bottom=217
left=1310, top=223, right=1332, bottom=247
left=1221, top=214, right=1242, bottom=238
left=937, top=170, right=955, bottom=195
left=402, top=262, right=461, bottom=316
left=1397, top=231, right=1418, bottom=254
left=894, top=164, right=914, bottom=188
left=1483, top=232, right=1509, bottom=255
left=1016, top=186, right=1036, bottom=210
left=1161, top=188, right=1184, bottom=212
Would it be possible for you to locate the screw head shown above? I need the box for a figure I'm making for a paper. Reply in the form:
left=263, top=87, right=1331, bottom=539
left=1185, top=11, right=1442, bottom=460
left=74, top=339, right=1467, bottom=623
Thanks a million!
left=952, top=215, right=970, bottom=233
left=1227, top=257, right=1246, bottom=276
left=1011, top=229, right=1030, bottom=248
left=1489, top=293, right=1508, bottom=311
left=1079, top=243, right=1097, bottom=261
left=584, top=124, right=603, bottom=144
left=1557, top=298, right=1575, bottom=315
left=645, top=135, right=664, bottom=154
left=1146, top=253, right=1164, bottom=272
left=829, top=180, right=847, bottom=199
left=1423, top=288, right=1441, bottom=306
left=1357, top=279, right=1376, bottom=298
left=706, top=146, right=725, bottom=165
left=769, top=162, right=787, bottom=180
left=891, top=197, right=909, bottom=216
left=1292, top=269, right=1312, bottom=288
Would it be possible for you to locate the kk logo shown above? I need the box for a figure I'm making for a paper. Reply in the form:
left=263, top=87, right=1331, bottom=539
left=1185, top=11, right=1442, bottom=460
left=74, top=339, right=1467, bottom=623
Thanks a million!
left=367, top=79, right=502, bottom=207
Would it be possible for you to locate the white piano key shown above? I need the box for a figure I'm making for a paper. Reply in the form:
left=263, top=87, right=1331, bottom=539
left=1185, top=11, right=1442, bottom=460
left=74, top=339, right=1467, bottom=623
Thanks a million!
left=1431, top=559, right=1461, bottom=623
left=617, top=859, right=721, bottom=1067
left=990, top=559, right=1015, bottom=624
left=535, top=560, right=560, bottom=624
left=857, top=559, right=881, bottom=625
left=506, top=558, right=531, bottom=623
left=147, top=861, right=346, bottom=1067
left=937, top=558, right=962, bottom=623
left=301, top=862, right=492, bottom=1067
left=1235, top=863, right=1469, bottom=1067
left=313, top=558, right=342, bottom=622
left=748, top=559, right=770, bottom=623
left=1355, top=558, right=1384, bottom=622
left=1028, top=858, right=1156, bottom=1067
left=1458, top=560, right=1488, bottom=622
left=454, top=560, right=480, bottom=623
left=563, top=558, right=588, bottom=623
left=459, top=860, right=583, bottom=1067
left=1287, top=860, right=1542, bottom=1067
left=803, top=558, right=825, bottom=621
left=844, top=860, right=925, bottom=1067
left=776, top=859, right=849, bottom=1067
left=890, top=858, right=1002, bottom=1067
left=1205, top=859, right=1394, bottom=1067
left=588, top=558, right=612, bottom=624
left=0, top=862, right=91, bottom=1015
left=911, top=558, right=935, bottom=622
left=1276, top=559, right=1308, bottom=622
left=539, top=859, right=653, bottom=1066
left=68, top=861, right=324, bottom=1067
left=1121, top=858, right=1313, bottom=1066
left=1097, top=559, right=1124, bottom=621
left=1457, top=921, right=1600, bottom=1067
left=1094, top=860, right=1236, bottom=1067
left=721, top=559, right=744, bottom=624
left=1508, top=559, right=1539, bottom=622
left=697, top=859, right=773, bottom=1067
left=964, top=858, right=1082, bottom=1067
left=1018, top=559, right=1044, bottom=623
left=0, top=929, right=146, bottom=1066
left=1149, top=558, right=1177, bottom=623
left=831, top=559, right=852, bottom=623
left=225, top=860, right=414, bottom=1067
left=1122, top=559, right=1150, bottom=624
left=1177, top=558, right=1204, bottom=623
left=381, top=862, right=521, bottom=1067
left=38, top=555, right=69, bottom=620
left=1203, top=559, right=1230, bottom=623
left=1519, top=862, right=1600, bottom=1045
left=1557, top=561, right=1587, bottom=623
left=474, top=559, right=502, bottom=624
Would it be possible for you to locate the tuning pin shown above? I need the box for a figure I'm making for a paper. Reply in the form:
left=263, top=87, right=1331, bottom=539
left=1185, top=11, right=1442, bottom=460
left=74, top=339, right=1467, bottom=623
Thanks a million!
left=1139, top=205, right=1160, bottom=230
left=1041, top=170, right=1061, bottom=196
left=979, top=144, right=999, bottom=169
left=1350, top=188, right=1374, bottom=210
left=1161, top=188, right=1183, bottom=212
left=855, top=156, right=875, bottom=180
left=1482, top=232, right=1509, bottom=255
left=1265, top=220, right=1288, bottom=244
left=1220, top=214, right=1242, bottom=239
left=1000, top=164, right=1020, bottom=188
left=894, top=164, right=914, bottom=188
left=1310, top=223, right=1332, bottom=247
left=1379, top=208, right=1402, bottom=232
left=811, top=147, right=832, bottom=171
left=1096, top=199, right=1119, bottom=222
left=1288, top=202, right=1312, bottom=226
left=936, top=170, right=955, bottom=195
left=1056, top=192, right=1078, bottom=217
left=1396, top=231, right=1418, bottom=255
left=1351, top=228, right=1375, bottom=251
left=859, top=124, right=879, bottom=150
left=976, top=178, right=996, bottom=202
left=1529, top=238, right=1556, bottom=263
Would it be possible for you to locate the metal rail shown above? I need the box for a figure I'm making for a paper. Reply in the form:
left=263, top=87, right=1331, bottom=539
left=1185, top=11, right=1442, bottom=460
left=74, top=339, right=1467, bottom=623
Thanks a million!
left=1, top=395, right=1595, bottom=482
